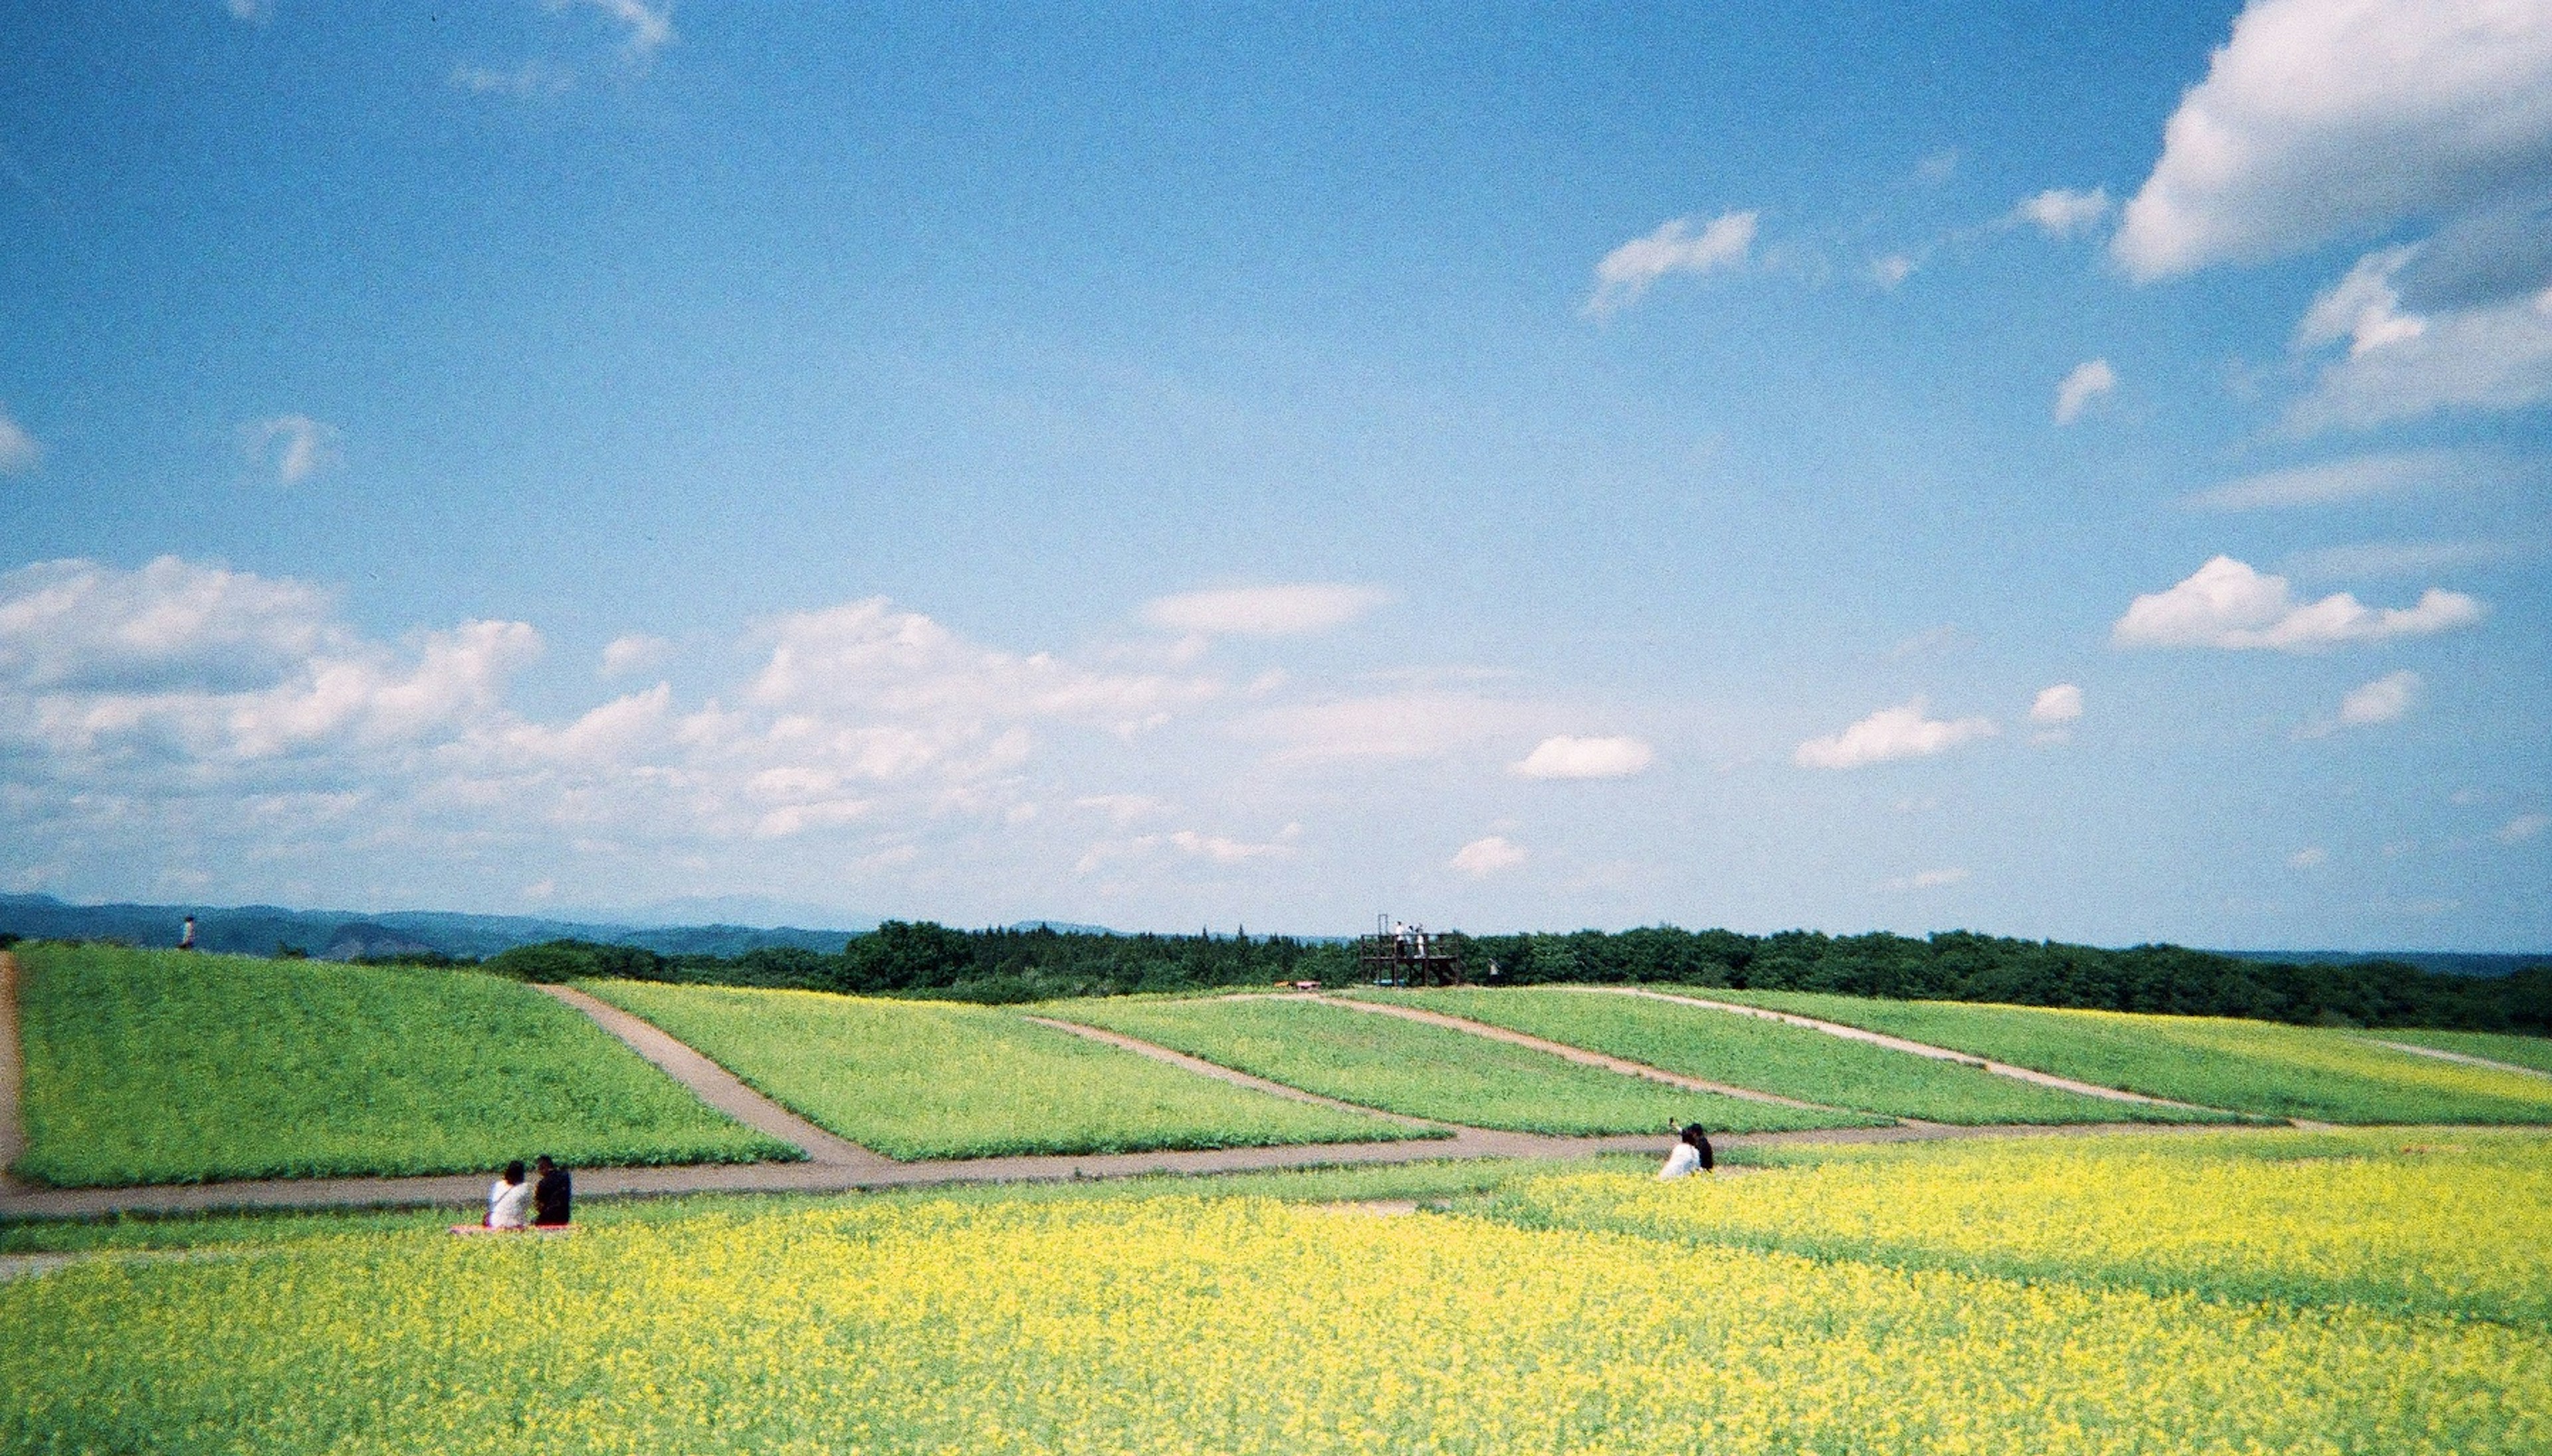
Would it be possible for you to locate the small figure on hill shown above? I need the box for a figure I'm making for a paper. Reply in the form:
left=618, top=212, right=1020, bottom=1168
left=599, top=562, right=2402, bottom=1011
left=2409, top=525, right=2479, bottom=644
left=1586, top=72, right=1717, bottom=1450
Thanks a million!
left=178, top=915, right=197, bottom=952
left=1657, top=1124, right=1714, bottom=1180
left=531, top=1154, right=572, bottom=1227
left=487, top=1160, right=533, bottom=1229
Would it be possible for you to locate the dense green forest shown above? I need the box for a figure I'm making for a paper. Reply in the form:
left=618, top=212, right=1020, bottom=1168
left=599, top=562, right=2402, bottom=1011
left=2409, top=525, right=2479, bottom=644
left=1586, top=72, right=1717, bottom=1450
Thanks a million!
left=462, top=922, right=2552, bottom=1035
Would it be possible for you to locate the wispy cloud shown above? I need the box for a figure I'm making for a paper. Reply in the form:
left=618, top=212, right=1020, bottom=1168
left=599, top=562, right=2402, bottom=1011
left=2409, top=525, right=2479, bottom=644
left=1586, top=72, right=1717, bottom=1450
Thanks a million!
left=1881, top=867, right=1969, bottom=890
left=1142, top=583, right=1387, bottom=637
left=2113, top=557, right=2484, bottom=652
left=2015, top=187, right=2111, bottom=238
left=1582, top=211, right=1757, bottom=318
left=2286, top=539, right=2518, bottom=579
left=2183, top=449, right=2483, bottom=510
left=451, top=62, right=573, bottom=96
left=569, top=0, right=673, bottom=60
left=2054, top=360, right=2117, bottom=424
left=0, top=406, right=38, bottom=474
left=2499, top=813, right=2549, bottom=845
left=241, top=415, right=340, bottom=485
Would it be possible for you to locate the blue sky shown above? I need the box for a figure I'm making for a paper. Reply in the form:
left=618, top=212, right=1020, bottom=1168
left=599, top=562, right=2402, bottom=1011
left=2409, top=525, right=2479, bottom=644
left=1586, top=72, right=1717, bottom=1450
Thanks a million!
left=2, top=1, right=2546, bottom=946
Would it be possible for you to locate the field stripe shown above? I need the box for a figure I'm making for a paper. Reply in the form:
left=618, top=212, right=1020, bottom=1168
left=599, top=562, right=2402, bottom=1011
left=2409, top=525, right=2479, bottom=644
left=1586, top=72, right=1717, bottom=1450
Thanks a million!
left=537, top=984, right=893, bottom=1169
left=1586, top=987, right=2223, bottom=1114
left=1021, top=1017, right=1448, bottom=1128
left=1297, top=994, right=1883, bottom=1120
left=2367, top=1039, right=2552, bottom=1082
left=0, top=952, right=21, bottom=1188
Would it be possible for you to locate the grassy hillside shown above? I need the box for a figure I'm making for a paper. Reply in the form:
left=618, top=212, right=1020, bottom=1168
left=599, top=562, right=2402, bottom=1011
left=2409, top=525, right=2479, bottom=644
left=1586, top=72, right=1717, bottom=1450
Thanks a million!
left=580, top=981, right=1419, bottom=1160
left=1707, top=988, right=2552, bottom=1124
left=1045, top=995, right=1870, bottom=1134
left=1353, top=986, right=2218, bottom=1125
left=10, top=945, right=788, bottom=1187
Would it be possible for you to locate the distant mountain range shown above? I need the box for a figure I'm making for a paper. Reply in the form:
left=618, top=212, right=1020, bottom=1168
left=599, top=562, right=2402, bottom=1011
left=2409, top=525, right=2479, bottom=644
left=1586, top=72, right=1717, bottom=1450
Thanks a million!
left=0, top=894, right=873, bottom=960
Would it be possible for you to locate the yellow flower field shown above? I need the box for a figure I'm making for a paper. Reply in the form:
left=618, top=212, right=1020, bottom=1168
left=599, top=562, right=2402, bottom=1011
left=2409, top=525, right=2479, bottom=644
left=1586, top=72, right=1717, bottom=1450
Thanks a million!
left=7, top=1160, right=2547, bottom=1454
left=1489, top=1128, right=2552, bottom=1326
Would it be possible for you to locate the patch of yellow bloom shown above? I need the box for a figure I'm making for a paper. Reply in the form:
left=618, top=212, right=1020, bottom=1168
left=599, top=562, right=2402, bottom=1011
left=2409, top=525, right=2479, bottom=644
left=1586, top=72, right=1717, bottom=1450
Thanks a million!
left=7, top=1159, right=2547, bottom=1453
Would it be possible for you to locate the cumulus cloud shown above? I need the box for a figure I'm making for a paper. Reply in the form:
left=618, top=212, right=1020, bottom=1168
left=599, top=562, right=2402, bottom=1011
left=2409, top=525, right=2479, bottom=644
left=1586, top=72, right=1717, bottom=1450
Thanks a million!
left=2054, top=360, right=2117, bottom=424
left=2182, top=448, right=2478, bottom=510
left=0, top=407, right=38, bottom=474
left=1583, top=211, right=1757, bottom=318
left=2113, top=557, right=2484, bottom=651
left=1794, top=700, right=1996, bottom=770
left=599, top=633, right=671, bottom=676
left=1511, top=734, right=1654, bottom=780
left=2113, top=0, right=2552, bottom=280
left=1142, top=583, right=1387, bottom=637
left=241, top=415, right=340, bottom=485
left=2016, top=187, right=2112, bottom=238
left=1882, top=867, right=1970, bottom=890
left=2029, top=684, right=2083, bottom=725
left=1451, top=835, right=1527, bottom=877
left=2498, top=812, right=2549, bottom=844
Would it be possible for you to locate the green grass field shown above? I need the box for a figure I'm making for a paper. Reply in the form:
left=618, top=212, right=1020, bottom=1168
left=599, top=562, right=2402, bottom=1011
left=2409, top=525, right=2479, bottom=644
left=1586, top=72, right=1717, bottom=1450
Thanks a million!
left=5, top=1133, right=2543, bottom=1454
left=1044, top=994, right=1873, bottom=1134
left=1703, top=988, right=2552, bottom=1124
left=1354, top=986, right=2214, bottom=1125
left=2353, top=1027, right=2552, bottom=1077
left=579, top=980, right=1420, bottom=1159
left=9, top=945, right=788, bottom=1188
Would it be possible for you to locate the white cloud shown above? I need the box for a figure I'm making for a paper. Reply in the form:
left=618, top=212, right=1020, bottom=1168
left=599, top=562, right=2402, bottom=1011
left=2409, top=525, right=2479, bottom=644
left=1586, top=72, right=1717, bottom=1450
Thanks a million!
left=2016, top=187, right=2112, bottom=238
left=1142, top=583, right=1387, bottom=637
left=2339, top=669, right=2420, bottom=726
left=1794, top=700, right=1996, bottom=770
left=1074, top=793, right=1168, bottom=826
left=2054, top=359, right=2117, bottom=424
left=1882, top=867, right=1970, bottom=891
left=1914, top=150, right=1961, bottom=185
left=2112, top=556, right=2484, bottom=651
left=2182, top=448, right=2476, bottom=510
left=571, top=0, right=673, bottom=59
left=2498, top=812, right=2549, bottom=843
left=0, top=407, right=39, bottom=474
left=2112, top=0, right=2552, bottom=280
left=1451, top=835, right=1527, bottom=877
left=1871, top=254, right=1917, bottom=288
left=241, top=415, right=340, bottom=485
left=2028, top=684, right=2083, bottom=725
left=1511, top=734, right=1654, bottom=780
left=2284, top=252, right=2552, bottom=431
left=1582, top=211, right=1757, bottom=318
left=599, top=633, right=671, bottom=676
left=2289, top=846, right=2329, bottom=869
left=225, top=0, right=270, bottom=23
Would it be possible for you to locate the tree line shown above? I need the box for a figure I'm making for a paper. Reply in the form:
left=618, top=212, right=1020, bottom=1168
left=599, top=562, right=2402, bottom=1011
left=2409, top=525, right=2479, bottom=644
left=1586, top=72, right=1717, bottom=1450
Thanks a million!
left=468, top=921, right=2552, bottom=1033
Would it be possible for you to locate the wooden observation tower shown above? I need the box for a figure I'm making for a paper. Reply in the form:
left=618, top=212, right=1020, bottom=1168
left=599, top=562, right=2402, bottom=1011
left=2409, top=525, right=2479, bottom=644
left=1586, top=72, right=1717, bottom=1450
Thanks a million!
left=1358, top=915, right=1464, bottom=987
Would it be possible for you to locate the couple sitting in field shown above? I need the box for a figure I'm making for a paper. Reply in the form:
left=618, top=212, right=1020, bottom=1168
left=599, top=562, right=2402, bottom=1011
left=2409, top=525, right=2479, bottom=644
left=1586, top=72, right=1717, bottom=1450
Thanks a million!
left=478, top=1154, right=572, bottom=1230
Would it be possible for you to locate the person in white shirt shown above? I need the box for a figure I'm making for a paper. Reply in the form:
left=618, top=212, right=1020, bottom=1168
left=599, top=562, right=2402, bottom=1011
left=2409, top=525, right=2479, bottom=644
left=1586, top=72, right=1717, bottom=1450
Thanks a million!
left=1657, top=1124, right=1714, bottom=1180
left=486, top=1160, right=534, bottom=1229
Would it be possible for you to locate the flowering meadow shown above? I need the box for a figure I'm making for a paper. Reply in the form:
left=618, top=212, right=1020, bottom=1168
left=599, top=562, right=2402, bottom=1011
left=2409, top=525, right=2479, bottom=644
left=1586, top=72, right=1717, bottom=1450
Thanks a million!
left=6, top=1134, right=2547, bottom=1454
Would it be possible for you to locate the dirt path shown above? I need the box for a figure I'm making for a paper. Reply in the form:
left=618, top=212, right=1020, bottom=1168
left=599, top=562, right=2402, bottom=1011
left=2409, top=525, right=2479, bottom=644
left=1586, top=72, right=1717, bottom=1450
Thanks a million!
left=1580, top=986, right=2221, bottom=1113
left=1295, top=994, right=1878, bottom=1119
left=0, top=1116, right=2252, bottom=1222
left=2366, top=1039, right=2552, bottom=1081
left=536, top=984, right=893, bottom=1169
left=0, top=952, right=23, bottom=1190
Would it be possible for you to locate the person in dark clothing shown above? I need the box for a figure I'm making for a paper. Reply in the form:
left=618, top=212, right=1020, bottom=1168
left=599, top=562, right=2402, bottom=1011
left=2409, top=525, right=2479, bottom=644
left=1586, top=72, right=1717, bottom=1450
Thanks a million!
left=1658, top=1123, right=1714, bottom=1180
left=531, top=1154, right=572, bottom=1227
